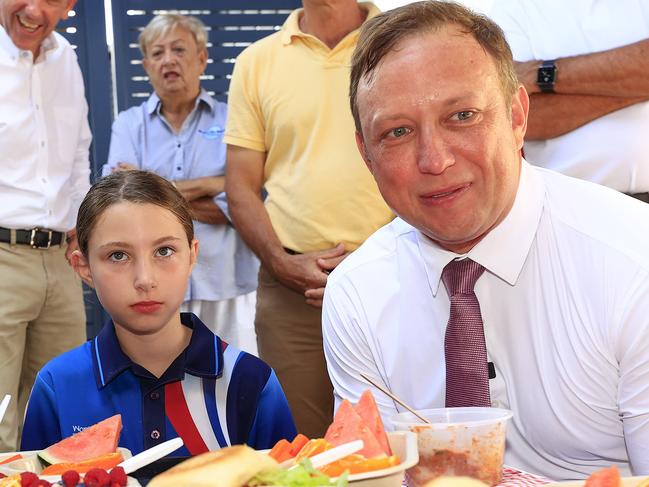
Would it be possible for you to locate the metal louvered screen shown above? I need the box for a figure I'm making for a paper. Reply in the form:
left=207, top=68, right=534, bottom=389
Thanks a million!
left=111, top=0, right=302, bottom=111
left=57, top=1, right=114, bottom=339
left=56, top=1, right=113, bottom=179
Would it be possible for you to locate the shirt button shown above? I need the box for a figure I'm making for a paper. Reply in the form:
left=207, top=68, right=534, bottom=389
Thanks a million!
left=41, top=141, right=45, bottom=147
left=176, top=167, right=181, bottom=171
left=150, top=430, right=160, bottom=440
left=150, top=392, right=160, bottom=400
left=177, top=143, right=181, bottom=148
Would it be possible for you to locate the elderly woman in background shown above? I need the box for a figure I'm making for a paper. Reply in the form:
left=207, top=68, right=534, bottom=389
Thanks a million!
left=103, top=14, right=259, bottom=354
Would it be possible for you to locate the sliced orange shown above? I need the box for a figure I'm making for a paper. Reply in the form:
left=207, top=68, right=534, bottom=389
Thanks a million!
left=320, top=454, right=400, bottom=477
left=41, top=451, right=123, bottom=475
left=294, top=438, right=332, bottom=462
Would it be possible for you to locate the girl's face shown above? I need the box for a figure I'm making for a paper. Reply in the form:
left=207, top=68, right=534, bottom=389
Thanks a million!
left=73, top=202, right=198, bottom=337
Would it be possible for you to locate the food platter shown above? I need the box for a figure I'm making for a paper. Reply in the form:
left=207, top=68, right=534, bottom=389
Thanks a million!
left=0, top=449, right=141, bottom=486
left=546, top=476, right=649, bottom=487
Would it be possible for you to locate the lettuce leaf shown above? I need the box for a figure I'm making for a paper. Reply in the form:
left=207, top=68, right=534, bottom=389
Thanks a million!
left=249, top=457, right=348, bottom=487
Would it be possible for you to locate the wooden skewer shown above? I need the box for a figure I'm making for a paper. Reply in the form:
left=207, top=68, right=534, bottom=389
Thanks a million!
left=360, top=373, right=431, bottom=424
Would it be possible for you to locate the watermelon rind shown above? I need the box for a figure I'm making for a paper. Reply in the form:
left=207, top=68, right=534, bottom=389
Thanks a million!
left=37, top=414, right=122, bottom=465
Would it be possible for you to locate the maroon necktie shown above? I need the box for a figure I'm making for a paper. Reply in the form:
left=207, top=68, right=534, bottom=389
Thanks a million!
left=442, top=258, right=491, bottom=407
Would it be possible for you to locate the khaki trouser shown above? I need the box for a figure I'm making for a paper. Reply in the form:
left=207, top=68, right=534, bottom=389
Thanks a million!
left=255, top=265, right=334, bottom=438
left=0, top=242, right=86, bottom=452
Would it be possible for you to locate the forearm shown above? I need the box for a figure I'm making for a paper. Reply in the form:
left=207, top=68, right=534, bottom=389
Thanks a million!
left=175, top=176, right=225, bottom=202
left=227, top=184, right=286, bottom=272
left=525, top=93, right=647, bottom=140
left=518, top=38, right=649, bottom=98
left=189, top=197, right=229, bottom=225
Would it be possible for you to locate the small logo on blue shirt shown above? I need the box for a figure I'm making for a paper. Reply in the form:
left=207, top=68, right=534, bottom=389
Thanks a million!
left=198, top=126, right=225, bottom=140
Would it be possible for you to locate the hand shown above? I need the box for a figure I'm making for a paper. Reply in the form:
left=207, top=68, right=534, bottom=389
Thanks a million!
left=304, top=248, right=350, bottom=307
left=65, top=229, right=79, bottom=266
left=271, top=244, right=346, bottom=307
left=112, top=162, right=137, bottom=172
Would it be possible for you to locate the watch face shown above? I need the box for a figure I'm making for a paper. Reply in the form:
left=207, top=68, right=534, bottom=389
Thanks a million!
left=538, top=66, right=556, bottom=84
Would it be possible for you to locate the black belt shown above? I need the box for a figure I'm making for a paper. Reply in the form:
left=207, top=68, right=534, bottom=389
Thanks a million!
left=628, top=192, right=649, bottom=204
left=0, top=227, right=65, bottom=248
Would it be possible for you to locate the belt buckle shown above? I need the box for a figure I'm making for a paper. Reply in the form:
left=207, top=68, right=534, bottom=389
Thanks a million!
left=30, top=228, right=52, bottom=249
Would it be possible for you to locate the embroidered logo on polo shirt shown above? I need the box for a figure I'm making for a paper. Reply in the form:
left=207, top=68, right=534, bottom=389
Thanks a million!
left=198, top=126, right=225, bottom=140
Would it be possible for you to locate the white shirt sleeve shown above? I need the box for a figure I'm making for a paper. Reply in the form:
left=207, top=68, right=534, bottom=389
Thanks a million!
left=322, top=278, right=400, bottom=426
left=69, top=97, right=91, bottom=225
left=488, top=0, right=535, bottom=62
left=615, top=274, right=649, bottom=475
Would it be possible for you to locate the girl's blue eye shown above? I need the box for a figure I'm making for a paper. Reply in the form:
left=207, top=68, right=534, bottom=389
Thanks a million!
left=109, top=251, right=127, bottom=262
left=156, top=247, right=175, bottom=257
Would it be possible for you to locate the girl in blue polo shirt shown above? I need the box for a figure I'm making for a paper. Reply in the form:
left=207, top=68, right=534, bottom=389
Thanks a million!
left=21, top=170, right=297, bottom=456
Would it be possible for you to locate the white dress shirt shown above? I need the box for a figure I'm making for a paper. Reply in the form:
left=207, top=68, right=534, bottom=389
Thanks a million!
left=323, top=161, right=649, bottom=481
left=0, top=27, right=91, bottom=232
left=488, top=0, right=649, bottom=193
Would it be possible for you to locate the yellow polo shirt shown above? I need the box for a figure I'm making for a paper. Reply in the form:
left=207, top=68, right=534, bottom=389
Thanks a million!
left=224, top=3, right=393, bottom=253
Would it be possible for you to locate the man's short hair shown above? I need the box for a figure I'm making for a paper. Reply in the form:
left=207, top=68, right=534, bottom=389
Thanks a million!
left=350, top=1, right=519, bottom=132
left=139, top=13, right=208, bottom=58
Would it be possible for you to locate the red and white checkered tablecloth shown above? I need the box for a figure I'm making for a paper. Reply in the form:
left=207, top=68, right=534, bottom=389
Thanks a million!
left=497, top=467, right=551, bottom=486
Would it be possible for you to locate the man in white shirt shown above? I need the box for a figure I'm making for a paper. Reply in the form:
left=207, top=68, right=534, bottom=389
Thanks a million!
left=0, top=0, right=90, bottom=451
left=323, top=1, right=649, bottom=481
left=488, top=0, right=649, bottom=200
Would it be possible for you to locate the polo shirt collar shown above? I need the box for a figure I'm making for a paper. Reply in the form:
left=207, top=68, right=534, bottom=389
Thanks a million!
left=280, top=2, right=381, bottom=46
left=91, top=312, right=223, bottom=389
left=417, top=159, right=545, bottom=296
left=145, top=88, right=215, bottom=116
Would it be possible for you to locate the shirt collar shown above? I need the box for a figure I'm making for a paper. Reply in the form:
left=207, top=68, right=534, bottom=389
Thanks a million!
left=280, top=2, right=380, bottom=46
left=145, top=88, right=215, bottom=116
left=418, top=159, right=545, bottom=296
left=0, top=25, right=58, bottom=62
left=91, top=312, right=224, bottom=389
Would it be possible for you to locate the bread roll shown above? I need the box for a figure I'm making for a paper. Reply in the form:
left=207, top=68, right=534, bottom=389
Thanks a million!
left=148, top=444, right=278, bottom=487
left=423, top=476, right=490, bottom=487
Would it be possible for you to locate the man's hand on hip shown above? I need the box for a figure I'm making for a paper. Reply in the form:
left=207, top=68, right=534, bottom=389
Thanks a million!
left=272, top=243, right=347, bottom=308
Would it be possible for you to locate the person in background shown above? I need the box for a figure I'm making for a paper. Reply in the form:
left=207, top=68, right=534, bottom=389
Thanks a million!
left=489, top=0, right=649, bottom=202
left=322, top=1, right=649, bottom=480
left=103, top=14, right=259, bottom=354
left=224, top=0, right=393, bottom=438
left=21, top=171, right=296, bottom=455
left=0, top=0, right=90, bottom=451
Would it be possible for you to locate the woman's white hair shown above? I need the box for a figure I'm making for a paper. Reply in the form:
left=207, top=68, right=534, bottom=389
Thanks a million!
left=139, top=13, right=208, bottom=57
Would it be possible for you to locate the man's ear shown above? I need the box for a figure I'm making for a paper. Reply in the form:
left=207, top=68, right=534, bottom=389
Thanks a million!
left=70, top=250, right=94, bottom=288
left=511, top=84, right=529, bottom=151
left=62, top=0, right=78, bottom=20
left=355, top=130, right=373, bottom=174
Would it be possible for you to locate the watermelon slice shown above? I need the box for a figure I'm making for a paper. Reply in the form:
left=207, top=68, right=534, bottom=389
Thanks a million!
left=39, top=415, right=122, bottom=465
left=585, top=465, right=621, bottom=487
left=324, top=400, right=385, bottom=458
left=354, top=389, right=392, bottom=456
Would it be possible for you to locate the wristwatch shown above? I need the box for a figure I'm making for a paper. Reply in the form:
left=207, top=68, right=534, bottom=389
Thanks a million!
left=537, top=60, right=557, bottom=93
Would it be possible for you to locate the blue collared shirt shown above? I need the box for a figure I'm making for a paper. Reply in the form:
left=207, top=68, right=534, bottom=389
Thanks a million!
left=21, top=313, right=296, bottom=455
left=103, top=90, right=258, bottom=301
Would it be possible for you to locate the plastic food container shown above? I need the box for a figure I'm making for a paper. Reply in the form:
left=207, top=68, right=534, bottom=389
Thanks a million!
left=391, top=407, right=512, bottom=487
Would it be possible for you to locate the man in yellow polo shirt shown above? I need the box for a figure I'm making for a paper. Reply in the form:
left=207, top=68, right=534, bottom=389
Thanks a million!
left=224, top=0, right=392, bottom=437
